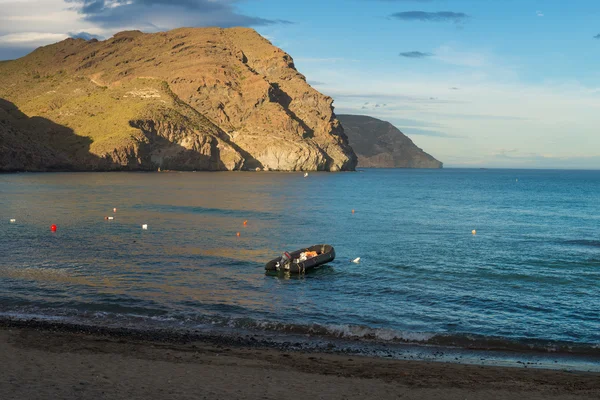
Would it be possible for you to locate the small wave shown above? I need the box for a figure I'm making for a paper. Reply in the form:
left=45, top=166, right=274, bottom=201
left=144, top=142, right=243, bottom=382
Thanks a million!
left=240, top=319, right=435, bottom=343
left=1, top=308, right=598, bottom=357
left=227, top=319, right=599, bottom=355
left=324, top=324, right=435, bottom=342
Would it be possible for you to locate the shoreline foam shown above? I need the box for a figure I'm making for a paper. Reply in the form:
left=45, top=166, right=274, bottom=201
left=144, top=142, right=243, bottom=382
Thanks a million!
left=1, top=315, right=598, bottom=373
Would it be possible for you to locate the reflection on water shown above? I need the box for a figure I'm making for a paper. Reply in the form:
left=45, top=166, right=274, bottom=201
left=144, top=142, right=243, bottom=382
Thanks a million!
left=0, top=170, right=599, bottom=351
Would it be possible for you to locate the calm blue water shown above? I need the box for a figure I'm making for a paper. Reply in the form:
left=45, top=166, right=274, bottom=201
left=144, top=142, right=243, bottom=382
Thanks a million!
left=0, top=169, right=598, bottom=353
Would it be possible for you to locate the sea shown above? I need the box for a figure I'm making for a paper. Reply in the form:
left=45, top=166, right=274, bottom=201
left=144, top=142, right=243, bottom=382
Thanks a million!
left=1, top=169, right=599, bottom=370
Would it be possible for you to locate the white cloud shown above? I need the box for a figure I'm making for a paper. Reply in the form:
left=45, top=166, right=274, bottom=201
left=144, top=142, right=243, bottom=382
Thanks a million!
left=0, top=1, right=82, bottom=33
left=0, top=0, right=104, bottom=52
left=0, top=32, right=68, bottom=46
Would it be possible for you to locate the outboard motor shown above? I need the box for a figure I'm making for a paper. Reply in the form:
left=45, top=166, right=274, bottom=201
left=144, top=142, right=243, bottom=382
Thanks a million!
left=277, top=251, right=292, bottom=271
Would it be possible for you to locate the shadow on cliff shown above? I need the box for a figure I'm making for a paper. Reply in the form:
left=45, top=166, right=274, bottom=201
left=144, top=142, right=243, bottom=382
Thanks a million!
left=217, top=131, right=264, bottom=171
left=270, top=83, right=315, bottom=139
left=129, top=119, right=242, bottom=171
left=0, top=98, right=110, bottom=172
left=1, top=98, right=243, bottom=172
left=140, top=133, right=229, bottom=171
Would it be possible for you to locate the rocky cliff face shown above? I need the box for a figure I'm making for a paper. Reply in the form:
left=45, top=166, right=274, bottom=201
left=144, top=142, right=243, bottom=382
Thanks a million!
left=338, top=115, right=442, bottom=169
left=0, top=28, right=356, bottom=172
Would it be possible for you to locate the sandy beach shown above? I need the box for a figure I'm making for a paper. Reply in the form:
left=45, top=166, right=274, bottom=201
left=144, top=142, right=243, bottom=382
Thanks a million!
left=1, top=322, right=598, bottom=400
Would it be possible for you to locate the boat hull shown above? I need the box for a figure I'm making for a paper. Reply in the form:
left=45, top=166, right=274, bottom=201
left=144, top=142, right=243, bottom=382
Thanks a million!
left=265, top=244, right=335, bottom=274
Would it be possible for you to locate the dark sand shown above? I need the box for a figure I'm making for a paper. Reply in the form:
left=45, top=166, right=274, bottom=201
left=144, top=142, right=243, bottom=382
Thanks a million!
left=1, top=322, right=599, bottom=400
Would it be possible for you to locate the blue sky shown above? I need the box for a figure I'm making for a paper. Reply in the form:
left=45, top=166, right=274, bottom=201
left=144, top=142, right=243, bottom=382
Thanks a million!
left=1, top=0, right=600, bottom=168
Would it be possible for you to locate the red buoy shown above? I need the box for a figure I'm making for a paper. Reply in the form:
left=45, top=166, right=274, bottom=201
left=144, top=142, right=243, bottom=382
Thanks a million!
left=243, top=220, right=248, bottom=226
left=50, top=224, right=57, bottom=232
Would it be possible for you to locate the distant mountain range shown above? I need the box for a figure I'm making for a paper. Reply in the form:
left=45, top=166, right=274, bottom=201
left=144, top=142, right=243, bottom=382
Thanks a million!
left=338, top=115, right=443, bottom=169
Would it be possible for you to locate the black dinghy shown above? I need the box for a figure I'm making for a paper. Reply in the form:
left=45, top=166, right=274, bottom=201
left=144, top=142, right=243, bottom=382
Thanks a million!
left=265, top=244, right=335, bottom=274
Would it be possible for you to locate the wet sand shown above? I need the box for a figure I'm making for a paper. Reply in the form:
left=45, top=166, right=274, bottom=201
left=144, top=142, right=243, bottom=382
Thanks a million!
left=1, top=322, right=599, bottom=400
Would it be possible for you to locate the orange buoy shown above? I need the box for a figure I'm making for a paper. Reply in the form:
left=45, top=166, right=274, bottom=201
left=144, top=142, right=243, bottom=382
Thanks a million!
left=236, top=232, right=241, bottom=237
left=113, top=208, right=117, bottom=213
left=352, top=209, right=355, bottom=214
left=472, top=229, right=477, bottom=235
left=50, top=224, right=57, bottom=232
left=243, top=220, right=248, bottom=226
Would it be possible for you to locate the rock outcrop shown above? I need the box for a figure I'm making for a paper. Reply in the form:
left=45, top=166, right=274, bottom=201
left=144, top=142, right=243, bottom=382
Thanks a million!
left=338, top=115, right=442, bottom=169
left=0, top=28, right=357, bottom=172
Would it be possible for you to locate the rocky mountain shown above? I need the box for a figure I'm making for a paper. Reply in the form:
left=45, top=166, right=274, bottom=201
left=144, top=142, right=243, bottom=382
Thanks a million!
left=0, top=28, right=357, bottom=172
left=338, top=115, right=442, bottom=169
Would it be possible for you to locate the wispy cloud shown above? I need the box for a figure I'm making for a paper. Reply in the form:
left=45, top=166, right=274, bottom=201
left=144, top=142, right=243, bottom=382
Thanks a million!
left=477, top=150, right=600, bottom=169
left=0, top=0, right=77, bottom=58
left=330, top=91, right=462, bottom=104
left=536, top=10, right=544, bottom=17
left=358, top=102, right=389, bottom=109
left=0, top=32, right=68, bottom=45
left=372, top=117, right=445, bottom=129
left=403, top=127, right=462, bottom=138
left=400, top=51, right=433, bottom=58
left=492, top=148, right=519, bottom=158
left=390, top=11, right=469, bottom=23
left=433, top=112, right=530, bottom=121
left=594, top=34, right=600, bottom=39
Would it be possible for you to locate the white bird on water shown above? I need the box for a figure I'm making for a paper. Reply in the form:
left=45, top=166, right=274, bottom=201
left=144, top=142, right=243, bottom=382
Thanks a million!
left=352, top=257, right=361, bottom=264
left=304, top=172, right=309, bottom=178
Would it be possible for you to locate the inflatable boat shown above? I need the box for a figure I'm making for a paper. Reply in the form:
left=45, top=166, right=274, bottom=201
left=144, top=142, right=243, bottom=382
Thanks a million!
left=265, top=244, right=335, bottom=274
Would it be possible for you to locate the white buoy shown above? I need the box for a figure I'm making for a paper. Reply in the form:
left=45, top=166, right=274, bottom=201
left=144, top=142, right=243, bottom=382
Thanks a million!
left=304, top=172, right=308, bottom=178
left=108, top=216, right=114, bottom=220
left=9, top=219, right=16, bottom=223
left=142, top=224, right=148, bottom=230
left=472, top=229, right=477, bottom=235
left=113, top=208, right=117, bottom=213
left=352, top=257, right=361, bottom=263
